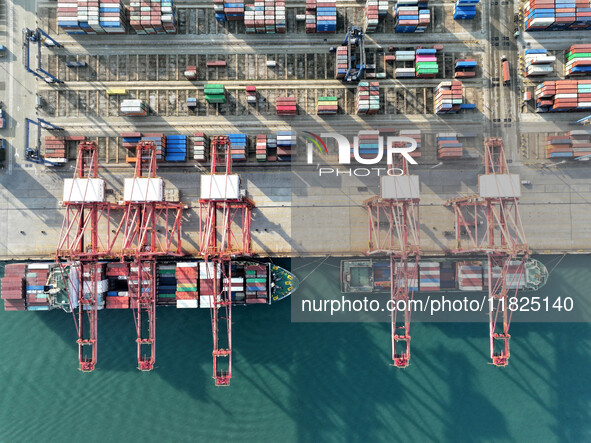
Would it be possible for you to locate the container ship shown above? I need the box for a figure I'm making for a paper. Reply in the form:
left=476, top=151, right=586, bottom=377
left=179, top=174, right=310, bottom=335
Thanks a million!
left=1, top=260, right=298, bottom=312
left=341, top=258, right=548, bottom=293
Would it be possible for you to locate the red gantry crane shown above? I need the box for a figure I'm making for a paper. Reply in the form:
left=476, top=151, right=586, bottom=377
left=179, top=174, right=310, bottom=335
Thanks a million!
left=116, top=140, right=186, bottom=371
left=444, top=137, right=528, bottom=366
left=56, top=141, right=120, bottom=371
left=198, top=136, right=255, bottom=386
left=363, top=155, right=421, bottom=368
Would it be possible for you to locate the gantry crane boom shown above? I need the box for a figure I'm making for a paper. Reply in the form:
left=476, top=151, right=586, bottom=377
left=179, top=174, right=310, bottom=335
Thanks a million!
left=444, top=137, right=528, bottom=366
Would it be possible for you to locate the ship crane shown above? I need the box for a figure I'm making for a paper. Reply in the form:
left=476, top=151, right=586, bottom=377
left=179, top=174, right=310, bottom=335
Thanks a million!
left=55, top=141, right=120, bottom=371
left=363, top=153, right=420, bottom=368
left=444, top=137, right=528, bottom=366
left=199, top=136, right=255, bottom=386
left=115, top=140, right=186, bottom=371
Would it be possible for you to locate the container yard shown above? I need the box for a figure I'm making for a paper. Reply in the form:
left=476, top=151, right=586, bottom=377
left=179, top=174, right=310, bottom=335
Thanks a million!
left=1, top=0, right=591, bottom=394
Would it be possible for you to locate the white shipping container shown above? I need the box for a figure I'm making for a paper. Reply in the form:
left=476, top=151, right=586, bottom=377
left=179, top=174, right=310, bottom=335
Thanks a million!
left=63, top=178, right=105, bottom=203
left=177, top=299, right=199, bottom=309
left=123, top=178, right=164, bottom=202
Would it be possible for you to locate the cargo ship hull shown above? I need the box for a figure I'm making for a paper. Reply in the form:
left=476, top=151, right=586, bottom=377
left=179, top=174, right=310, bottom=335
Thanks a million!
left=1, top=260, right=299, bottom=312
left=341, top=258, right=548, bottom=293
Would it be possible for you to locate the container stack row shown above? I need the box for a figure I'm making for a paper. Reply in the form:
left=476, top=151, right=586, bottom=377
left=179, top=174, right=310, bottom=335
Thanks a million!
left=184, top=65, right=197, bottom=80
left=25, top=264, right=51, bottom=311
left=457, top=264, right=483, bottom=291
left=105, top=263, right=130, bottom=309
left=245, top=265, right=268, bottom=304
left=316, top=1, right=337, bottom=32
left=276, top=97, right=297, bottom=115
left=536, top=80, right=591, bottom=111
left=399, top=129, right=422, bottom=159
left=335, top=46, right=349, bottom=79
left=437, top=133, right=464, bottom=159
left=228, top=133, right=248, bottom=161
left=305, top=0, right=317, bottom=32
left=415, top=48, right=438, bottom=78
left=129, top=0, right=176, bottom=34
left=214, top=0, right=245, bottom=21
left=353, top=131, right=380, bottom=160
left=364, top=0, right=389, bottom=32
left=199, top=262, right=222, bottom=309
left=155, top=264, right=176, bottom=306
left=1, top=264, right=27, bottom=311
left=356, top=81, right=380, bottom=114
left=565, top=44, right=591, bottom=77
left=455, top=59, right=477, bottom=78
left=256, top=134, right=268, bottom=161
left=419, top=262, right=440, bottom=291
left=45, top=136, right=85, bottom=164
left=165, top=135, right=188, bottom=162
left=120, top=99, right=149, bottom=116
left=204, top=84, right=227, bottom=104
left=193, top=133, right=210, bottom=162
left=395, top=50, right=416, bottom=78
left=434, top=81, right=463, bottom=114
left=58, top=0, right=126, bottom=34
left=316, top=96, right=338, bottom=115
left=246, top=86, right=257, bottom=104
left=393, top=0, right=430, bottom=33
left=525, top=49, right=555, bottom=77
left=546, top=131, right=591, bottom=158
left=81, top=263, right=107, bottom=311
left=277, top=131, right=296, bottom=161
left=245, top=1, right=287, bottom=33
left=453, top=0, right=479, bottom=20
left=524, top=0, right=591, bottom=30
left=176, top=263, right=199, bottom=308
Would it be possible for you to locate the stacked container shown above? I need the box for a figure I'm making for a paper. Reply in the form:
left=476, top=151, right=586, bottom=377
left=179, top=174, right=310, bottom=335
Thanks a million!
left=455, top=59, right=477, bottom=78
left=184, top=65, right=197, bottom=80
left=165, top=135, right=187, bottom=162
left=187, top=97, right=197, bottom=109
left=356, top=81, right=380, bottom=114
left=277, top=131, right=296, bottom=161
left=546, top=134, right=574, bottom=158
left=204, top=84, right=227, bottom=104
left=81, top=263, right=107, bottom=311
left=256, top=135, right=268, bottom=161
left=525, top=49, right=555, bottom=77
left=364, top=0, right=380, bottom=33
left=316, top=0, right=337, bottom=32
left=245, top=265, right=268, bottom=304
left=214, top=0, right=226, bottom=21
left=267, top=135, right=278, bottom=161
left=437, top=133, right=463, bottom=159
left=25, top=264, right=51, bottom=311
left=394, top=263, right=418, bottom=291
left=276, top=97, right=297, bottom=115
left=193, top=132, right=210, bottom=162
left=199, top=262, right=221, bottom=309
left=244, top=1, right=286, bottom=33
left=354, top=131, right=380, bottom=160
left=120, top=99, right=149, bottom=116
left=306, top=0, right=317, bottom=33
left=457, top=263, right=483, bottom=291
left=453, top=0, right=479, bottom=19
left=216, top=0, right=245, bottom=21
left=156, top=264, right=176, bottom=306
left=1, top=264, right=27, bottom=311
left=176, top=263, right=199, bottom=308
left=535, top=80, right=591, bottom=111
left=400, top=129, right=422, bottom=159
left=316, top=96, right=338, bottom=115
left=418, top=262, right=440, bottom=291
left=44, top=136, right=73, bottom=163
left=228, top=133, right=248, bottom=161
left=141, top=134, right=166, bottom=161
left=569, top=130, right=591, bottom=158
left=434, top=81, right=463, bottom=114
left=105, top=263, right=130, bottom=309
left=58, top=0, right=125, bottom=34
left=335, top=46, right=348, bottom=79
left=565, top=44, right=591, bottom=77
left=440, top=262, right=455, bottom=289
left=524, top=0, right=591, bottom=31
left=129, top=0, right=177, bottom=34
left=246, top=86, right=257, bottom=104
left=415, top=48, right=438, bottom=78
left=394, top=0, right=430, bottom=32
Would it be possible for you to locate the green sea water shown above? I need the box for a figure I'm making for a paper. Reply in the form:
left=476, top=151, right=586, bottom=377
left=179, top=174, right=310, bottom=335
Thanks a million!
left=1, top=256, right=590, bottom=442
